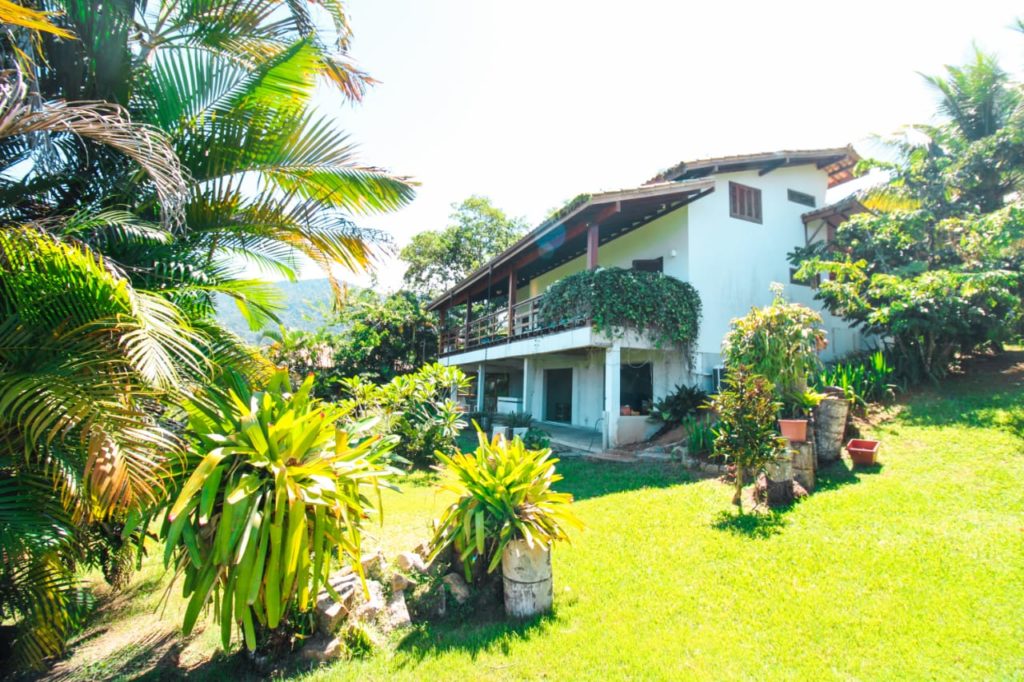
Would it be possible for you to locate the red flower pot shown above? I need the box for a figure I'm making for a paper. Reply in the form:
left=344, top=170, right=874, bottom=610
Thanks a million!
left=778, top=419, right=809, bottom=443
left=846, top=439, right=880, bottom=466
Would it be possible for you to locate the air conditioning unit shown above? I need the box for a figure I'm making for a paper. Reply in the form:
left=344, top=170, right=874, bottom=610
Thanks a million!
left=711, top=365, right=727, bottom=393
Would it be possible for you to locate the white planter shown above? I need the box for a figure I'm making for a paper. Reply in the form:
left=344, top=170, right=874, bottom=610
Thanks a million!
left=502, top=539, right=552, bottom=618
left=511, top=427, right=529, bottom=441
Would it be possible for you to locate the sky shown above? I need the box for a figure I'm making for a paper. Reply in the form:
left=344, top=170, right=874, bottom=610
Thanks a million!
left=296, top=0, right=1024, bottom=290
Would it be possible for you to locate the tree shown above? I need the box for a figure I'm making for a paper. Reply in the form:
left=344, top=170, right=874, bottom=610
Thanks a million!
left=792, top=46, right=1024, bottom=384
left=264, top=290, right=439, bottom=392
left=708, top=366, right=787, bottom=513
left=0, top=0, right=412, bottom=667
left=400, top=195, right=528, bottom=297
left=0, top=0, right=415, bottom=323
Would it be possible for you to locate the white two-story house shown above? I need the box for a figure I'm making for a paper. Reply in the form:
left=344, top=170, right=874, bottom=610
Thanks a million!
left=428, top=147, right=867, bottom=451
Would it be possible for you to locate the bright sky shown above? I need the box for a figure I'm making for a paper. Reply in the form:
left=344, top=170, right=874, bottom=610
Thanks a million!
left=299, top=0, right=1024, bottom=290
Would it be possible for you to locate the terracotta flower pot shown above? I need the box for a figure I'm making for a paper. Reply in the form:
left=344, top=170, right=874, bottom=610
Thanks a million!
left=846, top=439, right=880, bottom=466
left=778, top=418, right=809, bottom=443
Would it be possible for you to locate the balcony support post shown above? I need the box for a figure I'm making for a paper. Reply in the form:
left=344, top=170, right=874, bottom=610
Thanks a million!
left=522, top=356, right=532, bottom=416
left=476, top=363, right=486, bottom=413
left=587, top=223, right=599, bottom=270
left=507, top=270, right=517, bottom=338
left=603, top=344, right=621, bottom=448
left=464, top=299, right=472, bottom=351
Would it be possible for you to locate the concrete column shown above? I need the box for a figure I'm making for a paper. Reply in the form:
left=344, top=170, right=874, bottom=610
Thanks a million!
left=603, top=344, right=621, bottom=449
left=476, top=363, right=486, bottom=413
left=522, top=357, right=532, bottom=417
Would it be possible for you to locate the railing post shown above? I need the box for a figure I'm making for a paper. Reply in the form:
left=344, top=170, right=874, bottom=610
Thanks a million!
left=464, top=299, right=472, bottom=352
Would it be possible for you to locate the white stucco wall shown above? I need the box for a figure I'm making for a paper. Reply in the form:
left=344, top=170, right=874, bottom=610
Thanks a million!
left=684, top=165, right=863, bottom=378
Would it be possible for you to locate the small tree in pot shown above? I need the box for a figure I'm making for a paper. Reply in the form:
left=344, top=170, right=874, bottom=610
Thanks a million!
left=708, top=366, right=787, bottom=513
left=429, top=431, right=582, bottom=618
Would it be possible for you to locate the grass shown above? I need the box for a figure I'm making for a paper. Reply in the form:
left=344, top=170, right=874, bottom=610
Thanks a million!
left=39, top=353, right=1024, bottom=681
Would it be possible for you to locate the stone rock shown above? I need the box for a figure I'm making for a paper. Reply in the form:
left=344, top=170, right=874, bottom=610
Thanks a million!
left=396, top=550, right=428, bottom=574
left=390, top=572, right=415, bottom=592
left=351, top=579, right=386, bottom=622
left=315, top=571, right=359, bottom=634
left=384, top=590, right=412, bottom=631
left=793, top=480, right=809, bottom=499
left=442, top=572, right=471, bottom=605
left=407, top=581, right=446, bottom=621
left=361, top=551, right=386, bottom=580
left=299, top=635, right=344, bottom=663
left=413, top=540, right=431, bottom=561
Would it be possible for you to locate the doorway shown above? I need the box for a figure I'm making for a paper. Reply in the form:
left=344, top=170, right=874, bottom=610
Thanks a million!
left=544, top=368, right=573, bottom=422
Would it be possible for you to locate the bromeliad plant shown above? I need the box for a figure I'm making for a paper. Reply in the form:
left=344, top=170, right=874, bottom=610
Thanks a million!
left=429, top=432, right=582, bottom=582
left=164, top=369, right=398, bottom=652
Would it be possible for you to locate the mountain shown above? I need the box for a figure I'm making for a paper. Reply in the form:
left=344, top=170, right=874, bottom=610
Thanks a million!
left=215, top=278, right=343, bottom=342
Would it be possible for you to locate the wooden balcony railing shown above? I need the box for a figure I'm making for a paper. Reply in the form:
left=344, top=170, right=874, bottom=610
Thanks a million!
left=440, top=294, right=587, bottom=356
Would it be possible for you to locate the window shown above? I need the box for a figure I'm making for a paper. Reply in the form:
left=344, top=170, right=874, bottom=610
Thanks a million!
left=729, top=182, right=762, bottom=223
left=620, top=363, right=653, bottom=414
left=787, top=189, right=816, bottom=208
left=631, top=257, right=663, bottom=273
left=789, top=267, right=820, bottom=288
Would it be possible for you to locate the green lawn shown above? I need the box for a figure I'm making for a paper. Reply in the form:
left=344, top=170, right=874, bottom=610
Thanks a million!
left=43, top=354, right=1024, bottom=681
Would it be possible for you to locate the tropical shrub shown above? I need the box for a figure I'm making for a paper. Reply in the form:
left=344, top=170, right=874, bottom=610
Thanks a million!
left=522, top=427, right=551, bottom=450
left=708, top=366, right=787, bottom=513
left=539, top=267, right=702, bottom=357
left=0, top=229, right=203, bottom=668
left=653, top=384, right=708, bottom=426
left=682, top=416, right=716, bottom=457
left=339, top=363, right=470, bottom=467
left=164, top=369, right=398, bottom=652
left=507, top=412, right=534, bottom=428
left=722, top=285, right=825, bottom=397
left=429, top=432, right=582, bottom=582
left=814, top=350, right=897, bottom=408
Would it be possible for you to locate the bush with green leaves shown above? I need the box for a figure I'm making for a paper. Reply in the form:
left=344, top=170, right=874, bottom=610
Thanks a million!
left=814, top=350, right=897, bottom=408
left=539, top=267, right=702, bottom=357
left=339, top=363, right=470, bottom=467
left=522, top=427, right=551, bottom=450
left=682, top=415, right=716, bottom=456
left=708, top=366, right=787, bottom=513
left=164, top=369, right=398, bottom=652
left=722, top=285, right=825, bottom=401
left=429, top=431, right=582, bottom=582
left=653, top=384, right=708, bottom=426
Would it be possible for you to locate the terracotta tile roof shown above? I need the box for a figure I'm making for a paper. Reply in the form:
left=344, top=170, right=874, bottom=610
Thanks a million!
left=646, top=145, right=860, bottom=188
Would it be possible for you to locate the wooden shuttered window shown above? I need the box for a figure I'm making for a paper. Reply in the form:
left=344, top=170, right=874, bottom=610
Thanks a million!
left=729, top=181, right=762, bottom=224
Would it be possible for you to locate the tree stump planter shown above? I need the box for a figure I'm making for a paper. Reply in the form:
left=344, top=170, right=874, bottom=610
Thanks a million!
left=813, top=397, right=849, bottom=464
left=765, top=457, right=794, bottom=506
left=790, top=440, right=816, bottom=492
left=502, top=539, right=552, bottom=619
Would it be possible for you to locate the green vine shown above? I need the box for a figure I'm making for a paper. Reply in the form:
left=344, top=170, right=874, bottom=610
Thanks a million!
left=539, top=267, right=702, bottom=359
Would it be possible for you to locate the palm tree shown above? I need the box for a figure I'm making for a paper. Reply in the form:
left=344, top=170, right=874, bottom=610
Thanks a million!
left=4, top=0, right=415, bottom=311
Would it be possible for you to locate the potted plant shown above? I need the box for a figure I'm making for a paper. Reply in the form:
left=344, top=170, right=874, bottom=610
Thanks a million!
left=508, top=411, right=533, bottom=440
left=778, top=390, right=823, bottom=443
left=846, top=438, right=880, bottom=466
left=429, top=431, right=582, bottom=618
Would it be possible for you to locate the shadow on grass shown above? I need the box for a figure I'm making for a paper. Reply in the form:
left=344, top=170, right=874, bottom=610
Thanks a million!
left=711, top=510, right=788, bottom=539
left=555, top=458, right=694, bottom=502
left=44, top=630, right=187, bottom=682
left=892, top=350, right=1024, bottom=441
left=816, top=460, right=884, bottom=494
left=392, top=610, right=555, bottom=668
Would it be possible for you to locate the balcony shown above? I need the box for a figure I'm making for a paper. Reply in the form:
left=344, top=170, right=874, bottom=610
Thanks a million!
left=440, top=293, right=588, bottom=356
